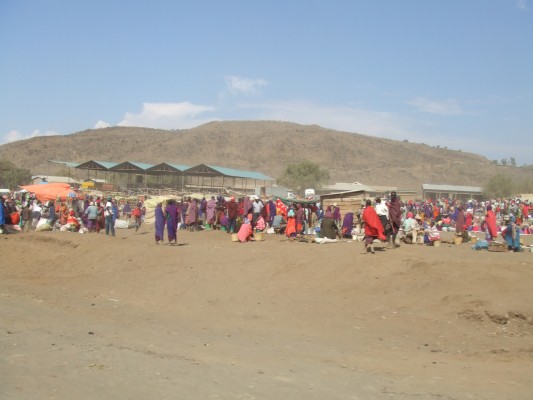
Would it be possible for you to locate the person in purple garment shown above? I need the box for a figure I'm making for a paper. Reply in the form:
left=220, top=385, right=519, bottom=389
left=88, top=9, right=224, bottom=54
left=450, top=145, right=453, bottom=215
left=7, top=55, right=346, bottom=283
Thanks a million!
left=341, top=211, right=354, bottom=238
left=165, top=199, right=178, bottom=245
left=206, top=196, right=217, bottom=226
left=154, top=202, right=165, bottom=244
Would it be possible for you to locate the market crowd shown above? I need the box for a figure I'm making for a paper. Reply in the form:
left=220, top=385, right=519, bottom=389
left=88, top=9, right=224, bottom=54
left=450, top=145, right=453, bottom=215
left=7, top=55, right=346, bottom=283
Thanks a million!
left=1, top=190, right=531, bottom=252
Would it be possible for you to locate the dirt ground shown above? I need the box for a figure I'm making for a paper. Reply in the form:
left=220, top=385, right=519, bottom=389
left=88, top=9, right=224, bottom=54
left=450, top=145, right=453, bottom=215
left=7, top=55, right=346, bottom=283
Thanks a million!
left=1, top=225, right=532, bottom=400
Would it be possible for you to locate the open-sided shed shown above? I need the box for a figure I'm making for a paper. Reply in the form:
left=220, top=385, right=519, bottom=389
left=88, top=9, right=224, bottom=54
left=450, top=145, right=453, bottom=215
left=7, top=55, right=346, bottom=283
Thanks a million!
left=145, top=162, right=191, bottom=189
left=183, top=164, right=274, bottom=193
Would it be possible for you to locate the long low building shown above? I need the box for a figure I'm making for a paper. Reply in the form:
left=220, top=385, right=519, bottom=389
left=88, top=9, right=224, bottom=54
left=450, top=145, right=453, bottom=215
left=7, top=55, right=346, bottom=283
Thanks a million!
left=49, top=160, right=274, bottom=194
left=422, top=184, right=484, bottom=201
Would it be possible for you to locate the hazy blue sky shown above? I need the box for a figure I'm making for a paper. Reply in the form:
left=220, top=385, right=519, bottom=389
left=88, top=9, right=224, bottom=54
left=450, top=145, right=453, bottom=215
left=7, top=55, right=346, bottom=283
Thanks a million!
left=1, top=0, right=532, bottom=164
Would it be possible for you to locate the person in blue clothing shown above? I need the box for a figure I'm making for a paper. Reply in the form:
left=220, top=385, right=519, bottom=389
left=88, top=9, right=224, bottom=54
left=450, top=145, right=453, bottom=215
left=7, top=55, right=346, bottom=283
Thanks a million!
left=503, top=214, right=521, bottom=252
left=0, top=196, right=6, bottom=234
left=112, top=200, right=119, bottom=223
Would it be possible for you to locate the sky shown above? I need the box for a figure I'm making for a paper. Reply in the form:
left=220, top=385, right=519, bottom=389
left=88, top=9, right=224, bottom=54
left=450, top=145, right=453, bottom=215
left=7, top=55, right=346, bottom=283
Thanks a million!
left=1, top=0, right=532, bottom=164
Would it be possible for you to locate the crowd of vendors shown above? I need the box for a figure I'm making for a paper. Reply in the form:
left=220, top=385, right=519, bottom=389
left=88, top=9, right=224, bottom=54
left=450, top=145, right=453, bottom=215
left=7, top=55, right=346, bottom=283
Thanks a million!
left=1, top=189, right=531, bottom=252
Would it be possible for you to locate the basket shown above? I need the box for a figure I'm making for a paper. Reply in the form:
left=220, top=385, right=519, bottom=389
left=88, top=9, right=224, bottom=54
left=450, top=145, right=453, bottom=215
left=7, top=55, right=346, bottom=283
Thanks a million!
left=470, top=236, right=478, bottom=244
left=488, top=242, right=508, bottom=252
left=231, top=233, right=239, bottom=242
left=433, top=240, right=440, bottom=247
left=453, top=236, right=463, bottom=245
left=254, top=232, right=264, bottom=241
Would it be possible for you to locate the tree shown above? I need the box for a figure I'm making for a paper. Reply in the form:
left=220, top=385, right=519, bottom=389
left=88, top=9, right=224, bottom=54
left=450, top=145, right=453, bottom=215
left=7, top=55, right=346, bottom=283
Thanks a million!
left=276, top=160, right=329, bottom=193
left=483, top=173, right=514, bottom=198
left=509, top=157, right=516, bottom=167
left=0, top=160, right=32, bottom=190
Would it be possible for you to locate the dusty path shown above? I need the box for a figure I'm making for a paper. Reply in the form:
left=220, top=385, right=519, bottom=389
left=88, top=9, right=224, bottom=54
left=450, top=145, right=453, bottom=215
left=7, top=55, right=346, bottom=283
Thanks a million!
left=1, top=228, right=532, bottom=399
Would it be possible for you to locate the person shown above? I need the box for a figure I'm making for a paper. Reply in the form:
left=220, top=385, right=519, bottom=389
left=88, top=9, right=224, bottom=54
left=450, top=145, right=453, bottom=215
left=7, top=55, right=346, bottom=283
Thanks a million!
left=66, top=209, right=80, bottom=231
left=112, top=200, right=119, bottom=224
left=423, top=221, right=441, bottom=245
left=47, top=201, right=57, bottom=227
left=97, top=200, right=106, bottom=233
left=387, top=192, right=402, bottom=248
left=21, top=203, right=32, bottom=232
left=522, top=201, right=530, bottom=222
left=59, top=201, right=69, bottom=225
left=122, top=201, right=132, bottom=220
left=320, top=207, right=340, bottom=240
left=485, top=205, right=498, bottom=241
left=295, top=203, right=305, bottom=234
left=199, top=197, right=207, bottom=226
left=285, top=207, right=298, bottom=238
left=255, top=214, right=266, bottom=232
left=455, top=206, right=468, bottom=241
left=503, top=214, right=521, bottom=252
left=185, top=197, right=198, bottom=231
left=226, top=196, right=239, bottom=233
left=206, top=196, right=217, bottom=228
left=402, top=212, right=420, bottom=244
left=242, top=195, right=253, bottom=219
left=266, top=198, right=276, bottom=228
left=104, top=197, right=115, bottom=236
left=375, top=197, right=390, bottom=241
left=132, top=203, right=142, bottom=233
left=361, top=199, right=386, bottom=253
left=0, top=196, right=6, bottom=234
left=252, top=195, right=264, bottom=228
left=237, top=217, right=253, bottom=242
left=271, top=210, right=287, bottom=234
left=154, top=202, right=165, bottom=244
left=84, top=201, right=99, bottom=232
left=341, top=211, right=354, bottom=238
left=165, top=199, right=178, bottom=245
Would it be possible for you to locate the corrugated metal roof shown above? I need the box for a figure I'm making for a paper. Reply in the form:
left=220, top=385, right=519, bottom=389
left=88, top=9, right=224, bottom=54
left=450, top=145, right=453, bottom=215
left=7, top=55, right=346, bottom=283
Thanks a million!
left=93, top=161, right=119, bottom=169
left=422, top=184, right=483, bottom=192
left=71, top=159, right=272, bottom=179
left=167, top=163, right=190, bottom=171
left=108, top=161, right=155, bottom=172
left=128, top=161, right=155, bottom=170
left=205, top=165, right=274, bottom=181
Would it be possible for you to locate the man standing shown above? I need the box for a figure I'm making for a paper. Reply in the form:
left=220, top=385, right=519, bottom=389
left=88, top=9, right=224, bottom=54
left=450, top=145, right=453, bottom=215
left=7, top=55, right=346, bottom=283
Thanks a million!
left=375, top=197, right=390, bottom=242
left=251, top=195, right=264, bottom=229
left=104, top=196, right=115, bottom=237
left=226, top=196, right=239, bottom=233
left=84, top=201, right=99, bottom=232
left=387, top=192, right=402, bottom=248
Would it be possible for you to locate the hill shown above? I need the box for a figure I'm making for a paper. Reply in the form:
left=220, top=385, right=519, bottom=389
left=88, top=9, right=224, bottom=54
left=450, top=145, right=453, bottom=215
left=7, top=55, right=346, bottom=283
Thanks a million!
left=0, top=121, right=530, bottom=191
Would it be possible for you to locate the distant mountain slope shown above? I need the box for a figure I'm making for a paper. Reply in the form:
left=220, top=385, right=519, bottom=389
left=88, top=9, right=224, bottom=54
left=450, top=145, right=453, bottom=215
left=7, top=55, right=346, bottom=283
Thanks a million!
left=0, top=121, right=528, bottom=190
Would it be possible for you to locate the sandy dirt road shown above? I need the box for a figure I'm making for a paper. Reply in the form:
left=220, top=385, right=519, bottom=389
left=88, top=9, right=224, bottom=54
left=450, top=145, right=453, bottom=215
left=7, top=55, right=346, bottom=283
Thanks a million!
left=1, top=227, right=532, bottom=399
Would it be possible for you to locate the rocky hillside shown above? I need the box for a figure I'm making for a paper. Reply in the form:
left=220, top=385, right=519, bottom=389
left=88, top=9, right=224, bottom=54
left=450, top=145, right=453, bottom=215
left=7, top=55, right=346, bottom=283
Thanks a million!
left=0, top=121, right=529, bottom=190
